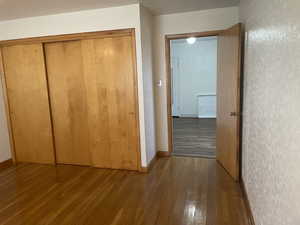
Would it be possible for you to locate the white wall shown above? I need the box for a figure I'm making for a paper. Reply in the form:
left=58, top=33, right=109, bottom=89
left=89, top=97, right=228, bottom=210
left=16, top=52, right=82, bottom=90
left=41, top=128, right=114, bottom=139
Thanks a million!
left=171, top=37, right=217, bottom=117
left=153, top=7, right=239, bottom=152
left=0, top=4, right=150, bottom=167
left=139, top=6, right=156, bottom=164
left=0, top=83, right=11, bottom=163
left=240, top=0, right=300, bottom=224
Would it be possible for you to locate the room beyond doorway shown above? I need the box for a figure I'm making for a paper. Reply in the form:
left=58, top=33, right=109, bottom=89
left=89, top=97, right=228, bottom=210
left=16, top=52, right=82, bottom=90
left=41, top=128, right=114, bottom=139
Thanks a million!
left=170, top=35, right=218, bottom=158
left=173, top=118, right=216, bottom=158
left=166, top=26, right=242, bottom=181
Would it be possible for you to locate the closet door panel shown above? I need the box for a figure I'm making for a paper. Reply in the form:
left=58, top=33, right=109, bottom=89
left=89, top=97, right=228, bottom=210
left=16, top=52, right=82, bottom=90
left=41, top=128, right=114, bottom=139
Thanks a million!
left=2, top=44, right=55, bottom=164
left=80, top=40, right=111, bottom=168
left=44, top=35, right=140, bottom=170
left=81, top=36, right=140, bottom=170
left=44, top=41, right=91, bottom=165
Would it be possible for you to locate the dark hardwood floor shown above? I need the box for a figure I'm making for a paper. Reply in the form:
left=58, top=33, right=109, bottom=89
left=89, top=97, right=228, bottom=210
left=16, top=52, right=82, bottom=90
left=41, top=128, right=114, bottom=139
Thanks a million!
left=0, top=157, right=250, bottom=225
left=173, top=118, right=216, bottom=158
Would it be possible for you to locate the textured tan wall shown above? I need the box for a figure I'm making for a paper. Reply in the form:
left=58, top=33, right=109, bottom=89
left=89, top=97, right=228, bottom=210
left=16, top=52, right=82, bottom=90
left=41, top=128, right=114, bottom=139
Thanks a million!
left=240, top=0, right=300, bottom=224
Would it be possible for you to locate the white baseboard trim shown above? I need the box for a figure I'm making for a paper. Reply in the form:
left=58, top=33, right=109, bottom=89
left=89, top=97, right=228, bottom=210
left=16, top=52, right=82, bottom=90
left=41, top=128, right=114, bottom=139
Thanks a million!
left=198, top=116, right=216, bottom=118
left=180, top=114, right=198, bottom=118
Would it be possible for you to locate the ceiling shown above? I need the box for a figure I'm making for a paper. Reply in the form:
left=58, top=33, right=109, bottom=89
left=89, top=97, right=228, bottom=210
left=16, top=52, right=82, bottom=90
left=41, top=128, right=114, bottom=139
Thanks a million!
left=0, top=0, right=239, bottom=21
left=0, top=0, right=138, bottom=21
left=142, top=0, right=239, bottom=15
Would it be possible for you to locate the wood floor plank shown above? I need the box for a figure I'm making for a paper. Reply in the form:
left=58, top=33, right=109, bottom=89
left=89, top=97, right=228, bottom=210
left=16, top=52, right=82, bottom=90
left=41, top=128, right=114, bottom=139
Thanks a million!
left=173, top=118, right=216, bottom=158
left=0, top=157, right=250, bottom=225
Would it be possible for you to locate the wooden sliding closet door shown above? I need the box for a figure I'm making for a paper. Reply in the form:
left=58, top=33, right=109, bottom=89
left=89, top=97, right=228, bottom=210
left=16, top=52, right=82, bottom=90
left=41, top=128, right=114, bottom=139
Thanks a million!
left=44, top=41, right=91, bottom=166
left=1, top=44, right=55, bottom=164
left=81, top=36, right=140, bottom=170
left=44, top=35, right=140, bottom=170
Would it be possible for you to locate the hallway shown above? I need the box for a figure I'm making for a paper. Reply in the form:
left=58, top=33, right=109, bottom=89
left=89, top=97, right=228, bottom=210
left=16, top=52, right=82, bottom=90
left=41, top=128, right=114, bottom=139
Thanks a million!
left=173, top=118, right=216, bottom=158
left=0, top=157, right=250, bottom=225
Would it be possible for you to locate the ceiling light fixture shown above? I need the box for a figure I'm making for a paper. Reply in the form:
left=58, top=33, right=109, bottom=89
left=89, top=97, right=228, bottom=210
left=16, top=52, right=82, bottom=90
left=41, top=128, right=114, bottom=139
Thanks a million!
left=186, top=37, right=196, bottom=44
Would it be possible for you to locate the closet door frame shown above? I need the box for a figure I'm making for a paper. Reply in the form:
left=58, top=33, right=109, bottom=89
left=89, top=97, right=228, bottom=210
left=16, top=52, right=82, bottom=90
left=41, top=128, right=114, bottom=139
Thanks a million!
left=0, top=28, right=142, bottom=171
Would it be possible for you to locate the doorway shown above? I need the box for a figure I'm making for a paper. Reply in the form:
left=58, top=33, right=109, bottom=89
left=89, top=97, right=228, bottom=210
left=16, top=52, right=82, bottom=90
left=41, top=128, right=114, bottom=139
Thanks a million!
left=170, top=36, right=217, bottom=158
left=165, top=25, right=242, bottom=181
